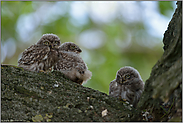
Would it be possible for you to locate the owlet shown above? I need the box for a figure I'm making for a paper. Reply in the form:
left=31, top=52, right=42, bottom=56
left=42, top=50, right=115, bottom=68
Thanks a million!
left=18, top=34, right=61, bottom=72
left=54, top=42, right=92, bottom=85
left=109, top=66, right=144, bottom=107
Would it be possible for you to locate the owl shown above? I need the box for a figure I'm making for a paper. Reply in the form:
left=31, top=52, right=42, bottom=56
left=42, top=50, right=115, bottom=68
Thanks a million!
left=109, top=66, right=144, bottom=107
left=18, top=34, right=61, bottom=72
left=54, top=42, right=92, bottom=85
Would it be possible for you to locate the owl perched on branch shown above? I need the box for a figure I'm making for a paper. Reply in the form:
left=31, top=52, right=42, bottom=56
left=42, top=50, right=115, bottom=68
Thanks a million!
left=109, top=66, right=144, bottom=107
left=54, top=42, right=92, bottom=85
left=18, top=34, right=61, bottom=72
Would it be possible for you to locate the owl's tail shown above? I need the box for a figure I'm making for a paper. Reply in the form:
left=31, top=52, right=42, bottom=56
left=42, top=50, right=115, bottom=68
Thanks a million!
left=81, top=70, right=92, bottom=84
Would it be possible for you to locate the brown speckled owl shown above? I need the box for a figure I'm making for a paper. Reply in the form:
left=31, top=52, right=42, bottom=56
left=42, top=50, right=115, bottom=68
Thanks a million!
left=18, top=34, right=61, bottom=72
left=109, top=66, right=144, bottom=107
left=54, top=42, right=92, bottom=85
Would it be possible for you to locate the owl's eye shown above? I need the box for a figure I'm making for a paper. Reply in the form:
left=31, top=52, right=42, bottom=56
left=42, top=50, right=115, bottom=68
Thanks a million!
left=117, top=75, right=120, bottom=79
left=44, top=41, right=50, bottom=45
left=70, top=45, right=76, bottom=50
left=125, top=75, right=131, bottom=79
left=116, top=75, right=121, bottom=81
left=55, top=41, right=59, bottom=45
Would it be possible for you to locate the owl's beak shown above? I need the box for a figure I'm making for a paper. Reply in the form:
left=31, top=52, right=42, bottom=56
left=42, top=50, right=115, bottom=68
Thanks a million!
left=77, top=49, right=82, bottom=53
left=122, top=76, right=127, bottom=84
left=49, top=44, right=54, bottom=49
left=50, top=44, right=59, bottom=49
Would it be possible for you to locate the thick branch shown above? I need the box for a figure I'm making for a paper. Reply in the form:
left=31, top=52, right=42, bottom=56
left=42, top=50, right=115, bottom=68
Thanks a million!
left=1, top=65, right=138, bottom=122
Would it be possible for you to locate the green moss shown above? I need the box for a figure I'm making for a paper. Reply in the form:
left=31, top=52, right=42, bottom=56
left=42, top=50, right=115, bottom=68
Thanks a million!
left=1, top=64, right=134, bottom=121
left=14, top=86, right=41, bottom=99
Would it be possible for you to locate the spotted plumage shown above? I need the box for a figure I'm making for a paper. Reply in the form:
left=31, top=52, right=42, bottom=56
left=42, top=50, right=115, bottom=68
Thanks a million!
left=18, top=34, right=61, bottom=72
left=109, top=66, right=144, bottom=107
left=54, top=42, right=92, bottom=85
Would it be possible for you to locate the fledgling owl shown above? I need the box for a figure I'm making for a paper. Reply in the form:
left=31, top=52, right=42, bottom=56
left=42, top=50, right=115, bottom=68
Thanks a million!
left=18, top=34, right=61, bottom=72
left=109, top=66, right=144, bottom=107
left=54, top=42, right=92, bottom=85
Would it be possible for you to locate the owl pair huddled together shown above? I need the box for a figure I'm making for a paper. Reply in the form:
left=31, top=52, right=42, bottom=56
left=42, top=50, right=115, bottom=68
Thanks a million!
left=18, top=34, right=92, bottom=85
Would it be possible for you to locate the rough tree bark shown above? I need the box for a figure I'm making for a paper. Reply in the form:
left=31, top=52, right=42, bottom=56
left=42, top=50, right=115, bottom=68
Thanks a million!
left=1, top=1, right=182, bottom=122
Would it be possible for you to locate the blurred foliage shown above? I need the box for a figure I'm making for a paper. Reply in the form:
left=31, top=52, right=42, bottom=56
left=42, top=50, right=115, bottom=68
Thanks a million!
left=1, top=1, right=176, bottom=94
left=158, top=1, right=174, bottom=17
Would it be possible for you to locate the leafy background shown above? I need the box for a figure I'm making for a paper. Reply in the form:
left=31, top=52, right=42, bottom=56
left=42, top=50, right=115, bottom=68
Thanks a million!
left=1, top=1, right=176, bottom=94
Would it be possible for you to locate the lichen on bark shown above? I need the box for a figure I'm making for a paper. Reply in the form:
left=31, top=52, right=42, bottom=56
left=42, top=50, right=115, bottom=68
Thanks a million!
left=1, top=64, right=138, bottom=122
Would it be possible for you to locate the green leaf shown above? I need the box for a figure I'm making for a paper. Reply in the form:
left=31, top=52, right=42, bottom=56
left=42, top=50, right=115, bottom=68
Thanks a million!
left=158, top=1, right=174, bottom=17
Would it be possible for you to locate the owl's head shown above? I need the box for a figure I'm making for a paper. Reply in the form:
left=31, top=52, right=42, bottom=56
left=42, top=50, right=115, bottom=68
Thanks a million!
left=37, top=34, right=61, bottom=49
left=59, top=42, right=82, bottom=53
left=116, top=66, right=142, bottom=84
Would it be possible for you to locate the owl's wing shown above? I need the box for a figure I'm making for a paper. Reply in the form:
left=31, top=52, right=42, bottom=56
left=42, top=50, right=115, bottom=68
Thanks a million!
left=55, top=60, right=74, bottom=71
left=130, top=78, right=144, bottom=92
left=124, top=78, right=144, bottom=107
left=109, top=80, right=120, bottom=97
left=59, top=51, right=84, bottom=63
left=55, top=51, right=87, bottom=70
left=18, top=44, right=50, bottom=65
left=54, top=58, right=87, bottom=71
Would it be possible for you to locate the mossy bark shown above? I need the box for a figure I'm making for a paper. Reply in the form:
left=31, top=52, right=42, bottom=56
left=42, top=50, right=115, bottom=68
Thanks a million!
left=1, top=1, right=182, bottom=122
left=1, top=65, right=138, bottom=122
left=135, top=1, right=182, bottom=122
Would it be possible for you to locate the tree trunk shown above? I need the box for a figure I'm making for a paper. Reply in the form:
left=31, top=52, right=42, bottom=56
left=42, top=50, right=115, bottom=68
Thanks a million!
left=1, top=1, right=182, bottom=122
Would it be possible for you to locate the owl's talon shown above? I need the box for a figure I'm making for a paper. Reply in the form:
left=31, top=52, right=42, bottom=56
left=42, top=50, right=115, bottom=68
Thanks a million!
left=123, top=99, right=127, bottom=102
left=39, top=70, right=45, bottom=73
left=39, top=67, right=53, bottom=73
left=47, top=67, right=53, bottom=72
